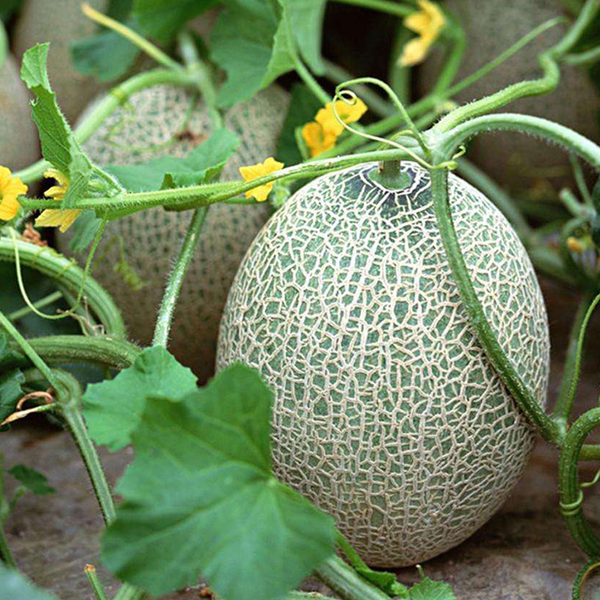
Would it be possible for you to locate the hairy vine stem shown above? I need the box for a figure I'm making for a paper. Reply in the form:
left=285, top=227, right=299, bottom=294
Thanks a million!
left=429, top=167, right=563, bottom=444
left=0, top=238, right=126, bottom=339
left=559, top=408, right=600, bottom=556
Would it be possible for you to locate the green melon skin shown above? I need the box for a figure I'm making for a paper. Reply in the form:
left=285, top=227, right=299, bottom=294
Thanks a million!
left=13, top=0, right=109, bottom=123
left=217, top=162, right=550, bottom=566
left=419, top=0, right=600, bottom=192
left=57, top=85, right=289, bottom=382
left=0, top=54, right=40, bottom=170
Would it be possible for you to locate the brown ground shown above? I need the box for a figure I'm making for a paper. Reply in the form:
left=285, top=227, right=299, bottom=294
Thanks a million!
left=2, top=277, right=600, bottom=600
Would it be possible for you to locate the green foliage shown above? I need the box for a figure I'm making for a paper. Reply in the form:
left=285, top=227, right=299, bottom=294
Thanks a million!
left=211, top=0, right=296, bottom=107
left=276, top=83, right=322, bottom=165
left=0, top=563, right=59, bottom=600
left=83, top=346, right=197, bottom=450
left=409, top=575, right=456, bottom=600
left=8, top=465, right=55, bottom=496
left=0, top=370, right=24, bottom=426
left=67, top=210, right=104, bottom=254
left=20, top=44, right=120, bottom=209
left=133, top=0, right=218, bottom=43
left=105, top=128, right=239, bottom=192
left=283, top=0, right=327, bottom=74
left=72, top=23, right=141, bottom=83
left=98, top=362, right=335, bottom=600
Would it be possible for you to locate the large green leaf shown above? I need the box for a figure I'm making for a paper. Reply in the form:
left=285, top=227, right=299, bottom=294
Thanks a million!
left=211, top=0, right=296, bottom=107
left=102, top=364, right=335, bottom=600
left=283, top=0, right=327, bottom=74
left=0, top=563, right=59, bottom=600
left=83, top=346, right=197, bottom=450
left=133, top=0, right=218, bottom=43
left=409, top=576, right=456, bottom=600
left=105, top=128, right=239, bottom=192
left=0, top=369, right=24, bottom=425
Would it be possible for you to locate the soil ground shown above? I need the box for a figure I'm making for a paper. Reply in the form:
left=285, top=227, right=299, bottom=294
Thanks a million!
left=3, top=278, right=600, bottom=600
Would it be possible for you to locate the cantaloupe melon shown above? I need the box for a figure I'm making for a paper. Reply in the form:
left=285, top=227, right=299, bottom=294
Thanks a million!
left=13, top=0, right=109, bottom=123
left=419, top=0, right=599, bottom=192
left=58, top=85, right=289, bottom=382
left=0, top=54, right=40, bottom=169
left=217, top=161, right=550, bottom=566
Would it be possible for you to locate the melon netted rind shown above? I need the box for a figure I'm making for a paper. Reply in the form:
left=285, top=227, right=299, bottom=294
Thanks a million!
left=419, top=0, right=600, bottom=191
left=0, top=55, right=40, bottom=170
left=13, top=0, right=109, bottom=123
left=58, top=85, right=289, bottom=382
left=217, top=162, right=550, bottom=566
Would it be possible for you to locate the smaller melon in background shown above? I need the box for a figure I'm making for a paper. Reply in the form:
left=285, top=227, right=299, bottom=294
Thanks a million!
left=57, top=85, right=289, bottom=382
left=0, top=53, right=40, bottom=169
left=418, top=0, right=600, bottom=194
left=13, top=0, right=109, bottom=123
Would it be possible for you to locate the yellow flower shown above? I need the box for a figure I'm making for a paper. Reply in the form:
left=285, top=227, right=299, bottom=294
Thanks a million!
left=36, top=168, right=81, bottom=232
left=302, top=98, right=368, bottom=157
left=302, top=121, right=338, bottom=157
left=0, top=167, right=28, bottom=222
left=239, top=157, right=285, bottom=202
left=400, top=0, right=445, bottom=67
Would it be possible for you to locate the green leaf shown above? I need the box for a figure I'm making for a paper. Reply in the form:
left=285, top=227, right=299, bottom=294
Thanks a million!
left=282, top=0, right=326, bottom=74
left=211, top=0, right=296, bottom=107
left=134, top=0, right=218, bottom=43
left=409, top=577, right=456, bottom=600
left=102, top=364, right=335, bottom=600
left=20, top=43, right=94, bottom=209
left=106, top=128, right=239, bottom=192
left=276, top=83, right=322, bottom=165
left=0, top=370, right=24, bottom=425
left=83, top=346, right=197, bottom=450
left=8, top=465, right=55, bottom=496
left=71, top=23, right=141, bottom=83
left=356, top=567, right=408, bottom=598
left=0, top=563, right=59, bottom=600
left=66, top=210, right=104, bottom=253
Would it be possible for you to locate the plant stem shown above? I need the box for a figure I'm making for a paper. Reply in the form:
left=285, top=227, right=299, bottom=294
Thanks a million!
left=323, top=60, right=394, bottom=117
left=15, top=68, right=198, bottom=185
left=81, top=3, right=183, bottom=72
left=438, top=114, right=600, bottom=172
left=4, top=336, right=140, bottom=371
left=429, top=168, right=562, bottom=444
left=152, top=207, right=208, bottom=347
left=8, top=291, right=63, bottom=321
left=0, top=457, right=16, bottom=568
left=431, top=23, right=466, bottom=97
left=552, top=292, right=600, bottom=427
left=58, top=378, right=116, bottom=524
left=85, top=564, right=109, bottom=600
left=0, top=310, right=60, bottom=388
left=559, top=407, right=600, bottom=555
left=330, top=0, right=412, bottom=18
left=112, top=584, right=146, bottom=600
left=294, top=55, right=331, bottom=105
left=0, top=238, right=126, bottom=339
left=314, top=555, right=391, bottom=600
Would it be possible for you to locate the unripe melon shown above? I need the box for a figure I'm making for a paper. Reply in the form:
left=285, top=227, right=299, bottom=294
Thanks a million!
left=58, top=85, right=289, bottom=382
left=13, top=0, right=109, bottom=123
left=0, top=54, right=40, bottom=169
left=217, top=162, right=550, bottom=566
left=419, top=0, right=599, bottom=192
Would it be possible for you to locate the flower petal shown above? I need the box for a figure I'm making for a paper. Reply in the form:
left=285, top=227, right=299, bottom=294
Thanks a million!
left=36, top=209, right=81, bottom=232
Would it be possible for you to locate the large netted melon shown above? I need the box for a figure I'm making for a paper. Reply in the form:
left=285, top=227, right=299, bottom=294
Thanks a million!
left=0, top=54, right=40, bottom=169
left=58, top=85, right=289, bottom=382
left=13, top=0, right=109, bottom=123
left=419, top=0, right=599, bottom=192
left=217, top=161, right=550, bottom=566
